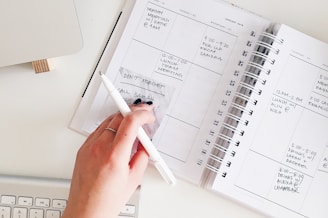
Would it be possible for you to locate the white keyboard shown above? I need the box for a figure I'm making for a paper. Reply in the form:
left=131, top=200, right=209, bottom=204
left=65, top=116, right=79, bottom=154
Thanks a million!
left=0, top=175, right=140, bottom=218
left=0, top=195, right=66, bottom=218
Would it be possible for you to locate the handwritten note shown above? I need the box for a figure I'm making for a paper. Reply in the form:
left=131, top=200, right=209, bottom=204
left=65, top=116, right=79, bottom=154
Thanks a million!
left=268, top=166, right=312, bottom=210
left=314, top=74, right=328, bottom=96
left=117, top=67, right=168, bottom=101
left=155, top=53, right=189, bottom=81
left=269, top=95, right=297, bottom=115
left=144, top=6, right=171, bottom=31
left=80, top=67, right=175, bottom=135
left=114, top=67, right=175, bottom=135
left=199, top=36, right=229, bottom=62
left=318, top=147, right=328, bottom=173
left=307, top=72, right=328, bottom=116
left=284, top=142, right=318, bottom=172
left=308, top=95, right=328, bottom=117
left=273, top=167, right=304, bottom=193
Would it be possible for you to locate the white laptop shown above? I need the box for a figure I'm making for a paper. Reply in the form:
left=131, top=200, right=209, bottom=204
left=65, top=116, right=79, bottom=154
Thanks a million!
left=0, top=0, right=83, bottom=67
left=0, top=1, right=140, bottom=217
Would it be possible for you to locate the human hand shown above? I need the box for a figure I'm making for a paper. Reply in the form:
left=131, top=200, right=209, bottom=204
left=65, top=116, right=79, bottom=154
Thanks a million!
left=62, top=103, right=155, bottom=218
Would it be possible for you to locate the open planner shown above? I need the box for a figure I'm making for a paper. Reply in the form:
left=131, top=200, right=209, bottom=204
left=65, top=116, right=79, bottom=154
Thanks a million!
left=70, top=0, right=328, bottom=217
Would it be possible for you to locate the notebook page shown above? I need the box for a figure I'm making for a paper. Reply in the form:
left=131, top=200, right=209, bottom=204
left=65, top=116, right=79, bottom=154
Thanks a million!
left=79, top=0, right=270, bottom=183
left=212, top=25, right=328, bottom=218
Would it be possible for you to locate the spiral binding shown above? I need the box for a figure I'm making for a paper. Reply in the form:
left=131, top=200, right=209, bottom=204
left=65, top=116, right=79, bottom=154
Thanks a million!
left=204, top=29, right=284, bottom=179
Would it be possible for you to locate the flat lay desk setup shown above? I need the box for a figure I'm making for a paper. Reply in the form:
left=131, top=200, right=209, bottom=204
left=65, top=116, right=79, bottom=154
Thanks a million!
left=0, top=0, right=328, bottom=218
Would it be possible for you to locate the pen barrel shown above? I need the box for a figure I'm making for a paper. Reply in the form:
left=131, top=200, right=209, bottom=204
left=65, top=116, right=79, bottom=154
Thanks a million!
left=137, top=128, right=176, bottom=185
left=137, top=128, right=161, bottom=160
left=154, top=159, right=177, bottom=186
left=110, top=91, right=131, bottom=116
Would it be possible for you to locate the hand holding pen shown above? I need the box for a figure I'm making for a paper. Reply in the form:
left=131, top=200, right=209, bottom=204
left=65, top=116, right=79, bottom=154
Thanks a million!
left=99, top=72, right=177, bottom=186
left=63, top=103, right=156, bottom=218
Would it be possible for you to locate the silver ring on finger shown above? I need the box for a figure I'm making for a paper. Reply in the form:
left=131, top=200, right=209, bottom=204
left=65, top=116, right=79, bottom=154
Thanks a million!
left=105, top=127, right=117, bottom=134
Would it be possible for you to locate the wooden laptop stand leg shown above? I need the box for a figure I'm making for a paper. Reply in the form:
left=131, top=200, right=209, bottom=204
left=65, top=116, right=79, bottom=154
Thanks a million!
left=32, top=59, right=51, bottom=73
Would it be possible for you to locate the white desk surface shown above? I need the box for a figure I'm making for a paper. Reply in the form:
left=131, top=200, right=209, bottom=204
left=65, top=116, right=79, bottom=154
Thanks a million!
left=0, top=0, right=327, bottom=217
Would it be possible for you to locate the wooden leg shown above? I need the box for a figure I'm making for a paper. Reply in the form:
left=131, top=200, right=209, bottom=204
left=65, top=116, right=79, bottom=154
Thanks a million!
left=32, top=59, right=51, bottom=73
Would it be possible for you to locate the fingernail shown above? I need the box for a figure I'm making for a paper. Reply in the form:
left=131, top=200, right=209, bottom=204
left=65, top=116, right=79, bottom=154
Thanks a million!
left=146, top=101, right=153, bottom=105
left=133, top=98, right=142, bottom=105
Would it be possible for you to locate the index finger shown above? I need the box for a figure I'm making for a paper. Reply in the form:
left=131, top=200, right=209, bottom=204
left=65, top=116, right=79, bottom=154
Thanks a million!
left=111, top=108, right=155, bottom=162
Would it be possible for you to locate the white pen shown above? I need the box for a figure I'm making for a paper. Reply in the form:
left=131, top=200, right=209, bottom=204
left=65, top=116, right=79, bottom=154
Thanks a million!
left=99, top=72, right=177, bottom=186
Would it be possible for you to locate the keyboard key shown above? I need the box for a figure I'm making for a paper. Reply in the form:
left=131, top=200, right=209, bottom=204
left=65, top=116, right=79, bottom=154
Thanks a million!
left=35, top=198, right=50, bottom=207
left=0, top=192, right=138, bottom=218
left=52, top=199, right=67, bottom=209
left=1, top=195, right=16, bottom=205
left=13, top=207, right=28, bottom=218
left=46, top=210, right=61, bottom=218
left=18, top=197, right=33, bottom=206
left=0, top=206, right=11, bottom=218
left=120, top=205, right=136, bottom=215
left=30, top=209, right=44, bottom=218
